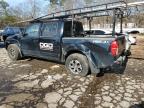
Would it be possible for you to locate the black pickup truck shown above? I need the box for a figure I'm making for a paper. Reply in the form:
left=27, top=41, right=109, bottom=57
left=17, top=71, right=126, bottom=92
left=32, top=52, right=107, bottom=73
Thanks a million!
left=5, top=19, right=126, bottom=76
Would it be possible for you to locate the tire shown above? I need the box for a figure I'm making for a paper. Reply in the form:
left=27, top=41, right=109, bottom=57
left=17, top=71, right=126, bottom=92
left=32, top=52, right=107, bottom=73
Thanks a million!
left=65, top=53, right=89, bottom=76
left=7, top=44, right=22, bottom=61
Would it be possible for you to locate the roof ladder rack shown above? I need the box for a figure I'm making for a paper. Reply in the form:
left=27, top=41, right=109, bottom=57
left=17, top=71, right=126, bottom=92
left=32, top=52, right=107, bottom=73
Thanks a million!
left=35, top=1, right=127, bottom=21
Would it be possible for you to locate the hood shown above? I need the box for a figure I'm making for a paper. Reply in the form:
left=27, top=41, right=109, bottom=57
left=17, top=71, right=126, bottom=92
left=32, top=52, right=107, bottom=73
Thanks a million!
left=6, top=34, right=21, bottom=40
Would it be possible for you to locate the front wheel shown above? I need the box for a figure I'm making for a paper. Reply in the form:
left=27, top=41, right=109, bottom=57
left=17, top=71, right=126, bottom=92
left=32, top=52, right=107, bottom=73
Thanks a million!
left=7, top=44, right=22, bottom=61
left=65, top=53, right=89, bottom=76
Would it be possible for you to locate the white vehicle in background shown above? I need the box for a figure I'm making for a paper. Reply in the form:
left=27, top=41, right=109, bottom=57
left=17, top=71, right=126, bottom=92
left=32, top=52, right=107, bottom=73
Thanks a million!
left=128, top=35, right=137, bottom=45
left=123, top=32, right=131, bottom=56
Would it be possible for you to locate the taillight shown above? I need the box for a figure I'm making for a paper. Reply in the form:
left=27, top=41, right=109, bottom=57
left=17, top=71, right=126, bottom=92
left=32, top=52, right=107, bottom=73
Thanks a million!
left=110, top=41, right=119, bottom=57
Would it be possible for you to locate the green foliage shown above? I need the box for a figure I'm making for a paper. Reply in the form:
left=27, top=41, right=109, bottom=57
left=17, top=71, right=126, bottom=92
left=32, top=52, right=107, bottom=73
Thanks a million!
left=3, top=16, right=17, bottom=23
left=60, top=0, right=66, bottom=6
left=84, top=0, right=93, bottom=4
left=49, top=0, right=57, bottom=4
left=0, top=0, right=9, bottom=9
left=49, top=0, right=66, bottom=6
left=0, top=15, right=17, bottom=27
left=0, top=0, right=9, bottom=16
left=0, top=1, right=17, bottom=28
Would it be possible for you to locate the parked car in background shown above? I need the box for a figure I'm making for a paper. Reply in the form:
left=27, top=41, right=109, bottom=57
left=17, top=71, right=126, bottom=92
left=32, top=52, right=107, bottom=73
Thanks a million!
left=1, top=27, right=24, bottom=42
left=128, top=35, right=137, bottom=45
left=123, top=32, right=131, bottom=55
left=128, top=30, right=140, bottom=34
left=85, top=29, right=111, bottom=35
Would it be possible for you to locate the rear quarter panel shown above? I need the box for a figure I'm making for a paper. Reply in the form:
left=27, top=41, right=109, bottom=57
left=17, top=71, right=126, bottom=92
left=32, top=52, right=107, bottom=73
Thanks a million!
left=62, top=37, right=115, bottom=68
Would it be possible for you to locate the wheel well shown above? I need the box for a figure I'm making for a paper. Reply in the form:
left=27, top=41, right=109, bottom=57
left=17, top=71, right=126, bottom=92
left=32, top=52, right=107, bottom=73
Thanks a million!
left=65, top=50, right=92, bottom=75
left=5, top=43, right=12, bottom=49
left=5, top=42, right=19, bottom=49
left=65, top=50, right=85, bottom=60
left=5, top=43, right=9, bottom=49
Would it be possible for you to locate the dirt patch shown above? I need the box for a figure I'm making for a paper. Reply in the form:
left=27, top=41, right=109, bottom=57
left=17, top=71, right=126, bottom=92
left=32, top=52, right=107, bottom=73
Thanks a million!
left=0, top=35, right=144, bottom=108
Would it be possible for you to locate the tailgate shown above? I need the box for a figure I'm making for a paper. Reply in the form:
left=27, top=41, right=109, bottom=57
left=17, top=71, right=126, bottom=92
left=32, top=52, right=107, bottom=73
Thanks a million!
left=115, top=35, right=126, bottom=56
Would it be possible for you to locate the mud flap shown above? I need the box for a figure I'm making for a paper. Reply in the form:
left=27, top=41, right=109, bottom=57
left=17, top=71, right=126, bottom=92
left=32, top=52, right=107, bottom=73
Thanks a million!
left=86, top=51, right=100, bottom=74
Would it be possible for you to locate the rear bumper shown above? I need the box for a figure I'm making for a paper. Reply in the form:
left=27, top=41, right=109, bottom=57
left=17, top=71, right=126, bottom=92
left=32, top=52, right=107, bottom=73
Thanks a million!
left=113, top=56, right=126, bottom=65
left=125, top=50, right=131, bottom=56
left=107, top=55, right=127, bottom=74
left=111, top=55, right=128, bottom=71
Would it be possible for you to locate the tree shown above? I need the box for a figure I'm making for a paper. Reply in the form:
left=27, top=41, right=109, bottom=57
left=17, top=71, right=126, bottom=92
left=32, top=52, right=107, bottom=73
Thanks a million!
left=0, top=0, right=9, bottom=16
left=44, top=0, right=62, bottom=13
left=0, top=0, right=18, bottom=28
left=49, top=0, right=66, bottom=6
left=84, top=0, right=95, bottom=6
left=28, top=0, right=41, bottom=18
left=47, top=0, right=85, bottom=12
left=10, top=0, right=41, bottom=20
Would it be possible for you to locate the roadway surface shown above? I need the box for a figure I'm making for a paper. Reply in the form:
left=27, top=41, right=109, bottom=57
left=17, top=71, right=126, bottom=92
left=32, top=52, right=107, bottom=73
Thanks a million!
left=0, top=35, right=144, bottom=108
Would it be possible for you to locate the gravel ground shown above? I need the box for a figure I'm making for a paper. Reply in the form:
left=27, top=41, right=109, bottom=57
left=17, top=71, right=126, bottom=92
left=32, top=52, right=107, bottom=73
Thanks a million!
left=0, top=36, right=144, bottom=108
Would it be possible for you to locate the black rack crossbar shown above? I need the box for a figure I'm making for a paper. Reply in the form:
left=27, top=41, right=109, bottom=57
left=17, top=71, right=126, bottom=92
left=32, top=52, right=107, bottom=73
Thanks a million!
left=34, top=1, right=127, bottom=21
left=11, top=1, right=144, bottom=25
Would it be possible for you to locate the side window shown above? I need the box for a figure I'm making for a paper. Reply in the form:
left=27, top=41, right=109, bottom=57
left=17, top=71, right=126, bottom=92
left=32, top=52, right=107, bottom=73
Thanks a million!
left=63, top=22, right=84, bottom=37
left=63, top=22, right=72, bottom=37
left=25, top=23, right=40, bottom=37
left=42, top=22, right=58, bottom=37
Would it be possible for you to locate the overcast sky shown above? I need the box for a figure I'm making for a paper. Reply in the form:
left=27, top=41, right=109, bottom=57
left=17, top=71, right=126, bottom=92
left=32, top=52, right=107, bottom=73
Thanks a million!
left=5, top=0, right=49, bottom=8
left=6, top=0, right=25, bottom=7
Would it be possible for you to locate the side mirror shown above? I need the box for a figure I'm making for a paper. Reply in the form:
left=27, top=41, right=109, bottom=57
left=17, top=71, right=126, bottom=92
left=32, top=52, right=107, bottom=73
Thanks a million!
left=23, top=33, right=28, bottom=37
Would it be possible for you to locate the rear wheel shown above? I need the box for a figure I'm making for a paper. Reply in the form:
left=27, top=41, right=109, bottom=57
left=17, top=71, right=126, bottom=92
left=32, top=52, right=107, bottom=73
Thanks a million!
left=65, top=53, right=89, bottom=76
left=7, top=44, right=22, bottom=61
